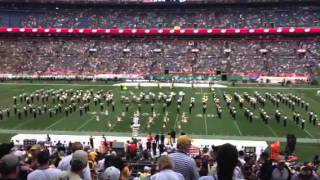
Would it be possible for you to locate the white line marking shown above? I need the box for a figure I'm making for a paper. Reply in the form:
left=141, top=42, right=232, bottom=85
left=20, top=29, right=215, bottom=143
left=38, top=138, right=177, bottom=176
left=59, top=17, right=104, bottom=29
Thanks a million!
left=233, top=120, right=243, bottom=136
left=13, top=119, right=34, bottom=129
left=173, top=114, right=179, bottom=129
left=75, top=116, right=95, bottom=131
left=204, top=115, right=208, bottom=135
left=304, top=130, right=315, bottom=138
left=44, top=117, right=67, bottom=130
left=267, top=125, right=278, bottom=137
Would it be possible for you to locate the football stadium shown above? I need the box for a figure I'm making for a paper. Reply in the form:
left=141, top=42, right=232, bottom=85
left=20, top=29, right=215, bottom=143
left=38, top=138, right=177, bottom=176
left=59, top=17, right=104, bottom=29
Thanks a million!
left=0, top=0, right=320, bottom=180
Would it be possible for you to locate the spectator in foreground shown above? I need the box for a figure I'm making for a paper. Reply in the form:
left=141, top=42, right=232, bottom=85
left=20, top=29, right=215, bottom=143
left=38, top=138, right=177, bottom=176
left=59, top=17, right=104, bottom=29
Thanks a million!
left=150, top=155, right=184, bottom=180
left=169, top=135, right=199, bottom=180
left=58, top=150, right=88, bottom=180
left=200, top=143, right=244, bottom=180
left=58, top=142, right=92, bottom=180
left=27, top=150, right=61, bottom=180
left=0, top=154, right=20, bottom=180
left=270, top=155, right=291, bottom=180
left=291, top=164, right=319, bottom=180
left=257, top=151, right=273, bottom=180
left=102, top=166, right=120, bottom=180
left=27, top=144, right=42, bottom=170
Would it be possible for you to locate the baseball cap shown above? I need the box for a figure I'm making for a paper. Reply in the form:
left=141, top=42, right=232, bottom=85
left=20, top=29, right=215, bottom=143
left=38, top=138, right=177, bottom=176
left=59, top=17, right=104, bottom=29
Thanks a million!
left=0, top=154, right=20, bottom=173
left=102, top=166, right=120, bottom=180
left=72, top=150, right=88, bottom=166
left=144, top=166, right=151, bottom=172
left=177, top=135, right=192, bottom=148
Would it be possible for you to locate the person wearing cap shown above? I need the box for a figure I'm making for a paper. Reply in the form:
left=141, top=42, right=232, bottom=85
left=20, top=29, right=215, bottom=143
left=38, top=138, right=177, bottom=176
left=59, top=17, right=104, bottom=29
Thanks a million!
left=168, top=135, right=199, bottom=180
left=0, top=154, right=20, bottom=180
left=58, top=150, right=88, bottom=180
left=150, top=155, right=184, bottom=180
left=27, top=150, right=61, bottom=180
left=58, top=142, right=92, bottom=180
left=102, top=166, right=120, bottom=180
left=291, top=164, right=319, bottom=180
left=139, top=166, right=152, bottom=180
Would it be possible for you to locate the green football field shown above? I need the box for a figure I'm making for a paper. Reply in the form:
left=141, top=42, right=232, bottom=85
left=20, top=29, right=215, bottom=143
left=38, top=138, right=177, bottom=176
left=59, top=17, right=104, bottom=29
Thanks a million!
left=0, top=82, right=319, bottom=139
left=0, top=81, right=319, bottom=161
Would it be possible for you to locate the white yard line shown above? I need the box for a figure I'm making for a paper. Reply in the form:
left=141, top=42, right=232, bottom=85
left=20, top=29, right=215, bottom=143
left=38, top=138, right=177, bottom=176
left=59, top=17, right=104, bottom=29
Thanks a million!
left=267, top=125, right=278, bottom=137
left=304, top=129, right=315, bottom=138
left=216, top=88, right=243, bottom=136
left=204, top=115, right=208, bottom=135
left=200, top=87, right=208, bottom=135
left=75, top=116, right=95, bottom=131
left=44, top=117, right=67, bottom=130
left=233, top=120, right=243, bottom=136
left=173, top=114, right=179, bottom=130
left=13, top=119, right=35, bottom=129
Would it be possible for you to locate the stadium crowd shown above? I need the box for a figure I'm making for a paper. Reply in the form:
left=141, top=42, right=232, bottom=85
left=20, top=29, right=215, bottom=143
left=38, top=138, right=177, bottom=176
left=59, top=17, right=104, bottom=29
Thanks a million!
left=0, top=5, right=319, bottom=29
left=0, top=38, right=319, bottom=75
left=0, top=134, right=319, bottom=180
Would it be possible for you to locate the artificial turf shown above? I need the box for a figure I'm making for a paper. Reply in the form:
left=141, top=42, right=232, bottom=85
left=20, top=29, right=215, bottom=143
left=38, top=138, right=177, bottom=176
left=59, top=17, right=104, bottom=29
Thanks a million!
left=0, top=82, right=319, bottom=138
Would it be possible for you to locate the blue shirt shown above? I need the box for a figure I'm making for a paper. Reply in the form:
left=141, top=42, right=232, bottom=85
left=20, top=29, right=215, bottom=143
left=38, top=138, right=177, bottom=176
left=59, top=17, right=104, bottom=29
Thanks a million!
left=169, top=151, right=199, bottom=180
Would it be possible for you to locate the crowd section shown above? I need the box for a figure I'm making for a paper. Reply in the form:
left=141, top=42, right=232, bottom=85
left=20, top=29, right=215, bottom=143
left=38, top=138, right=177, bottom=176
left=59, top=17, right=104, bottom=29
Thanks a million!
left=0, top=134, right=319, bottom=180
left=0, top=5, right=319, bottom=29
left=0, top=38, right=318, bottom=76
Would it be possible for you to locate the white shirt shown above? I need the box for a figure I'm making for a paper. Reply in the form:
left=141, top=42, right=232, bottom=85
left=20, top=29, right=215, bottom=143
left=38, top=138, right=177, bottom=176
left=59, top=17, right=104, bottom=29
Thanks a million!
left=27, top=167, right=61, bottom=180
left=57, top=154, right=92, bottom=180
left=150, top=169, right=184, bottom=180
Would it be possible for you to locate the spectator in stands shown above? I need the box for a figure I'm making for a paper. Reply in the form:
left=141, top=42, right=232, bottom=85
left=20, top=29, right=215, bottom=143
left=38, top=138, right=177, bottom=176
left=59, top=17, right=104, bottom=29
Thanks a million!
left=169, top=135, right=199, bottom=180
left=0, top=154, right=20, bottom=180
left=270, top=155, right=291, bottom=180
left=150, top=155, right=184, bottom=180
left=58, top=142, right=92, bottom=180
left=243, top=156, right=256, bottom=180
left=291, top=164, right=320, bottom=180
left=200, top=143, right=244, bottom=180
left=27, top=150, right=61, bottom=180
left=139, top=166, right=152, bottom=180
left=0, top=143, right=14, bottom=159
left=120, top=165, right=133, bottom=180
left=238, top=150, right=245, bottom=166
left=26, top=144, right=42, bottom=170
left=207, top=146, right=218, bottom=177
left=257, top=151, right=274, bottom=180
left=102, top=166, right=120, bottom=180
left=58, top=150, right=89, bottom=180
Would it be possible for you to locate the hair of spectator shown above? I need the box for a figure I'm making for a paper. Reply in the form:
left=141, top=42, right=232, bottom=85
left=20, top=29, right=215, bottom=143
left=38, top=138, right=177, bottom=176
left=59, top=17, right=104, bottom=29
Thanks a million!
left=157, top=155, right=174, bottom=171
left=70, top=159, right=86, bottom=172
left=0, top=161, right=17, bottom=176
left=37, top=150, right=50, bottom=166
left=216, top=143, right=239, bottom=180
left=71, top=142, right=83, bottom=153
